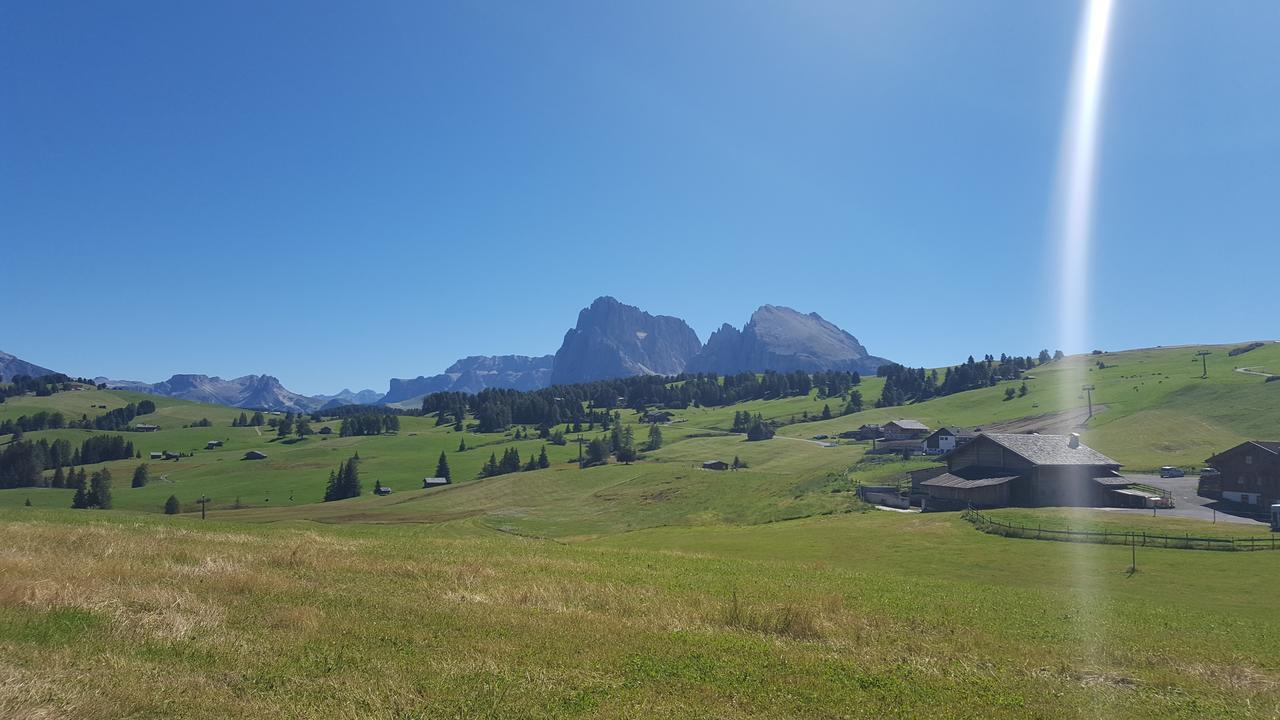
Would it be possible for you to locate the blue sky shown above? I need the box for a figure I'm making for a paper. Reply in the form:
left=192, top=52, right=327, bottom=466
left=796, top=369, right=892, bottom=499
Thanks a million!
left=3, top=1, right=1277, bottom=394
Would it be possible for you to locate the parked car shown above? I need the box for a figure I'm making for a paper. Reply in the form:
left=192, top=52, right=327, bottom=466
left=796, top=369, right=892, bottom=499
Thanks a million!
left=1159, top=466, right=1186, bottom=478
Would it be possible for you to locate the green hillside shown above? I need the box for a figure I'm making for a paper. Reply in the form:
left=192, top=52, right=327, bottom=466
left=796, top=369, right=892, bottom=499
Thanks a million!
left=3, top=343, right=1280, bottom=718
left=2, top=343, right=1278, bottom=531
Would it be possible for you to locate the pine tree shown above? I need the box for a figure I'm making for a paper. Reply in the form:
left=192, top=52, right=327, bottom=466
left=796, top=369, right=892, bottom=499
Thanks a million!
left=821, top=404, right=832, bottom=420
left=647, top=423, right=663, bottom=451
left=457, top=438, right=467, bottom=452
left=87, top=469, right=113, bottom=509
left=435, top=451, right=451, bottom=481
left=164, top=495, right=180, bottom=514
left=324, top=469, right=341, bottom=502
left=71, top=481, right=89, bottom=509
left=482, top=453, right=499, bottom=477
left=132, top=463, right=149, bottom=488
left=51, top=466, right=66, bottom=489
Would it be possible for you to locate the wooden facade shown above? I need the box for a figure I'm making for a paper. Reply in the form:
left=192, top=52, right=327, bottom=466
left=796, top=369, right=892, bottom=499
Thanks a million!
left=1208, top=441, right=1280, bottom=507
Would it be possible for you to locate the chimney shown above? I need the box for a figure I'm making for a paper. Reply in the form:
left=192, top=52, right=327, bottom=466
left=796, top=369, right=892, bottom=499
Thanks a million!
left=1068, top=433, right=1081, bottom=449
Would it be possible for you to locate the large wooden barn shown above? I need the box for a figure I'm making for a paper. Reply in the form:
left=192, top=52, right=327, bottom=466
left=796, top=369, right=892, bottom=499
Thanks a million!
left=921, top=432, right=1134, bottom=511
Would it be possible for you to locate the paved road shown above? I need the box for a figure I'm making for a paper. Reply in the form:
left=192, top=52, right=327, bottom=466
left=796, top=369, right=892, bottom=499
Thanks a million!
left=1096, top=474, right=1269, bottom=526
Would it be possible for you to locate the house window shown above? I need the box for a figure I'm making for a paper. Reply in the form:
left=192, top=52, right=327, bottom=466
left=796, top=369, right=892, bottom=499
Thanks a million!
left=1246, top=455, right=1253, bottom=464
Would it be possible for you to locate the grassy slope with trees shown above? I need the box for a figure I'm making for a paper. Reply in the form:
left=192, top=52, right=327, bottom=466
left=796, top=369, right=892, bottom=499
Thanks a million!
left=2, top=343, right=1280, bottom=717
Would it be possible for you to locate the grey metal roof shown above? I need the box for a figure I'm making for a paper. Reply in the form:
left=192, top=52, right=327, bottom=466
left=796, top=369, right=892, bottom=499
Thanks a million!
left=980, top=433, right=1119, bottom=467
left=887, top=419, right=929, bottom=430
left=921, top=472, right=1018, bottom=490
left=1249, top=441, right=1280, bottom=454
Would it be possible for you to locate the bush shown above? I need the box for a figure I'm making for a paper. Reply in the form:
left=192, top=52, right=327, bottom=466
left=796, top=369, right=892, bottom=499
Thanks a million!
left=163, top=495, right=180, bottom=514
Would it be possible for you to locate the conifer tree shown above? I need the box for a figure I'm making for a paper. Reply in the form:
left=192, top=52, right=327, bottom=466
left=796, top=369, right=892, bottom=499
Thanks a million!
left=87, top=469, right=113, bottom=509
left=132, top=463, right=150, bottom=488
left=647, top=423, right=663, bottom=451
left=457, top=438, right=467, bottom=452
left=164, top=495, right=180, bottom=514
left=435, top=451, right=451, bottom=481
left=538, top=446, right=550, bottom=469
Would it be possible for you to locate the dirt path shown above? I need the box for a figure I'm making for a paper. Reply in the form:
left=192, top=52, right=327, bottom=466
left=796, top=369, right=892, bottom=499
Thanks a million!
left=1235, top=366, right=1277, bottom=379
left=984, top=405, right=1108, bottom=435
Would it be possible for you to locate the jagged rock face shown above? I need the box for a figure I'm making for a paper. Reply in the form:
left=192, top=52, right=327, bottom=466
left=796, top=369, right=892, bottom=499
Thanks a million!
left=550, top=297, right=702, bottom=385
left=382, top=354, right=554, bottom=404
left=687, top=305, right=890, bottom=375
left=0, top=351, right=58, bottom=382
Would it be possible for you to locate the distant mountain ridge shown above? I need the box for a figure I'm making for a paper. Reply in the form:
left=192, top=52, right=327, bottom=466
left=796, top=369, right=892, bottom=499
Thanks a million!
left=97, top=374, right=380, bottom=413
left=381, top=355, right=555, bottom=406
left=0, top=351, right=58, bottom=382
left=550, top=296, right=703, bottom=386
left=22, top=298, right=890, bottom=411
left=687, top=305, right=890, bottom=376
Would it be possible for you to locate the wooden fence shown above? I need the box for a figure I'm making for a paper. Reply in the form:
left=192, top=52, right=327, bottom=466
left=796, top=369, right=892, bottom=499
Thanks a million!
left=962, top=507, right=1280, bottom=551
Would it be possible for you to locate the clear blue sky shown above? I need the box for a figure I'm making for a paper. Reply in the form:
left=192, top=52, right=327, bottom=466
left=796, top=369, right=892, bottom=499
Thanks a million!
left=3, top=2, right=1277, bottom=395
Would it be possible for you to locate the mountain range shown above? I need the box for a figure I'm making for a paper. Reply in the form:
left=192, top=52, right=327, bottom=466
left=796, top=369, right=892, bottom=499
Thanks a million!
left=4, top=297, right=890, bottom=411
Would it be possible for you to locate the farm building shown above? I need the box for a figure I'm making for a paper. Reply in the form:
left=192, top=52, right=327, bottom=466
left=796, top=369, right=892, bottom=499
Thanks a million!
left=923, top=427, right=976, bottom=455
left=921, top=433, right=1139, bottom=511
left=1206, top=441, right=1280, bottom=507
left=149, top=451, right=163, bottom=460
left=374, top=485, right=392, bottom=496
left=702, top=460, right=730, bottom=471
left=867, top=439, right=923, bottom=456
left=853, top=424, right=883, bottom=440
left=318, top=426, right=332, bottom=435
left=641, top=410, right=674, bottom=423
left=134, top=424, right=160, bottom=432
left=883, top=420, right=929, bottom=440
left=205, top=440, right=223, bottom=449
left=422, top=477, right=450, bottom=488
left=243, top=450, right=268, bottom=460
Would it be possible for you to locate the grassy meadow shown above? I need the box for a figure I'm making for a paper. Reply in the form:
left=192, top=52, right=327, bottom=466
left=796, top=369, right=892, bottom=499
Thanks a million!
left=2, top=508, right=1279, bottom=719
left=1, top=343, right=1279, bottom=717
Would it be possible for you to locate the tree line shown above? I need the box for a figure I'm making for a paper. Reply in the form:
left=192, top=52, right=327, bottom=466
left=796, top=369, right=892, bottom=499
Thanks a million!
left=339, top=413, right=400, bottom=437
left=0, top=434, right=137, bottom=489
left=0, top=400, right=157, bottom=436
left=875, top=352, right=1056, bottom=408
left=420, top=369, right=862, bottom=435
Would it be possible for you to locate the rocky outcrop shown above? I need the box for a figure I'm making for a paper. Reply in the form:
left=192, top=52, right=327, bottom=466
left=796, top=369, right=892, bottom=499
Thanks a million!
left=0, top=351, right=58, bottom=382
left=687, top=305, right=889, bottom=375
left=381, top=354, right=554, bottom=405
left=549, top=297, right=702, bottom=385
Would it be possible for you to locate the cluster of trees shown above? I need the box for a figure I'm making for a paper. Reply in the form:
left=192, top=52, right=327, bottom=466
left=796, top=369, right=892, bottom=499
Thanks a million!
left=0, top=373, right=84, bottom=401
left=1003, top=382, right=1030, bottom=401
left=876, top=353, right=1052, bottom=408
left=77, top=435, right=137, bottom=465
left=70, top=468, right=113, bottom=509
left=231, top=411, right=266, bottom=427
left=480, top=446, right=551, bottom=477
left=1, top=433, right=142, bottom=488
left=338, top=413, right=400, bottom=437
left=323, top=453, right=362, bottom=501
left=0, top=400, right=157, bottom=436
left=730, top=411, right=776, bottom=441
left=420, top=370, right=862, bottom=435
left=273, top=412, right=316, bottom=439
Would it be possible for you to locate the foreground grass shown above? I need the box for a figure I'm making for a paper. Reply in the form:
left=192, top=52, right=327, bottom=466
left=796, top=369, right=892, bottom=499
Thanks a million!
left=2, top=508, right=1278, bottom=719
